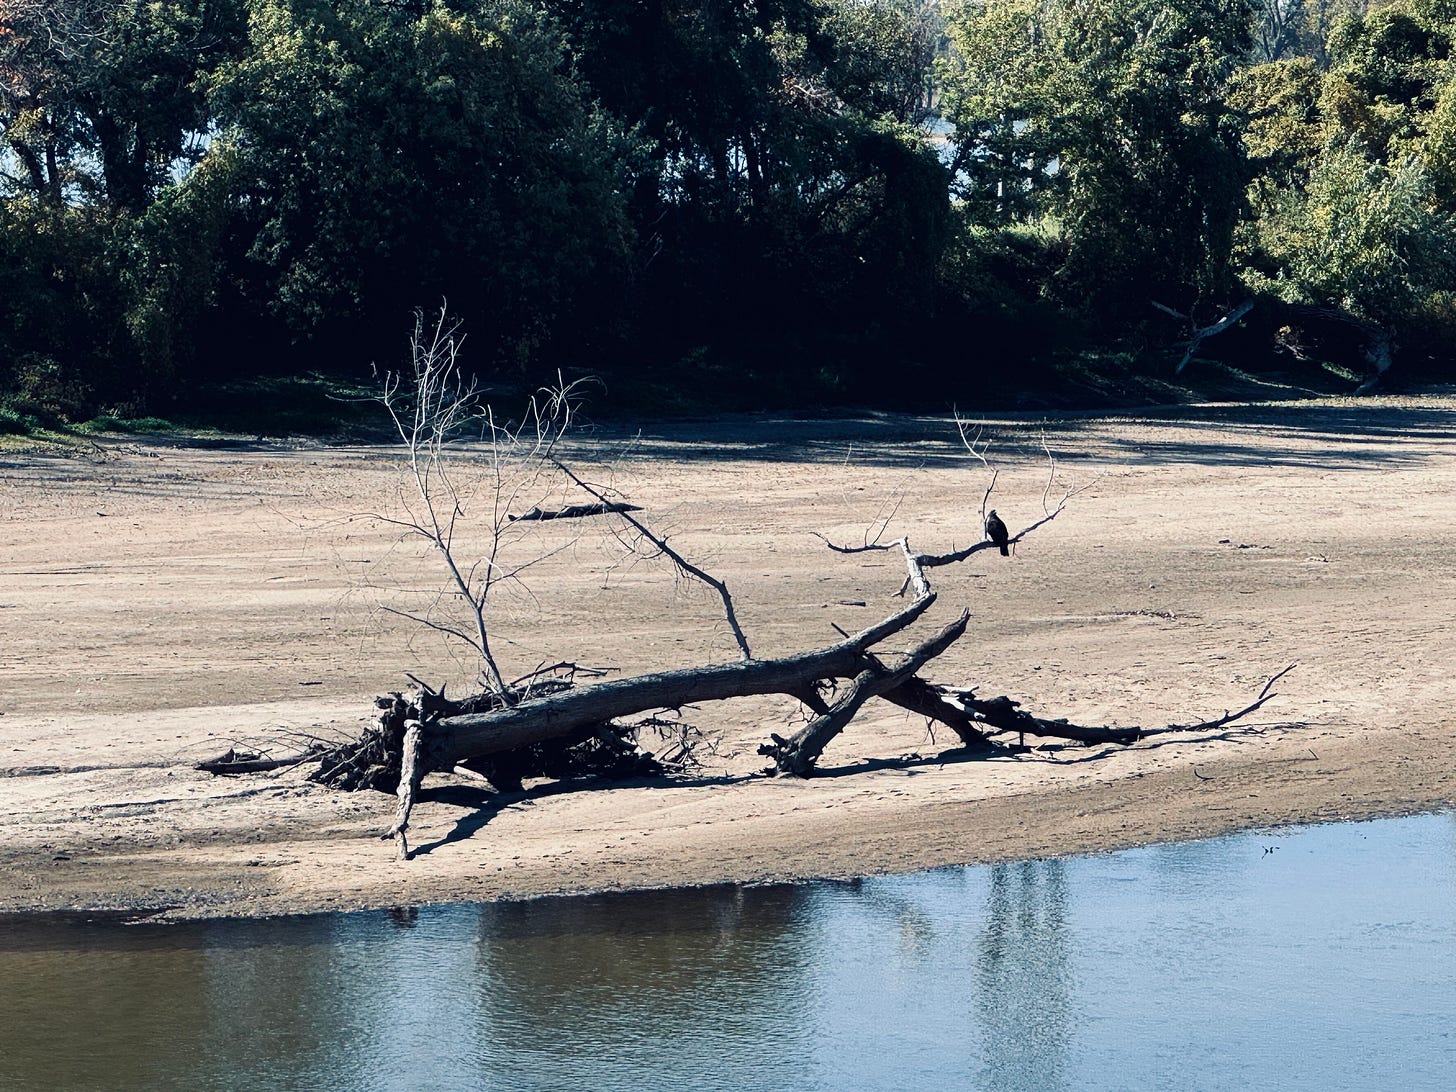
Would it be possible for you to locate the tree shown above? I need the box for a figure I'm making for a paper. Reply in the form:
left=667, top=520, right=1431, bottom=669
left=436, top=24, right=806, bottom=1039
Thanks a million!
left=1232, top=0, right=1456, bottom=384
left=547, top=0, right=954, bottom=395
left=210, top=0, right=638, bottom=369
left=0, top=0, right=242, bottom=211
left=940, top=0, right=1258, bottom=319
left=0, top=1, right=246, bottom=412
left=819, top=0, right=943, bottom=126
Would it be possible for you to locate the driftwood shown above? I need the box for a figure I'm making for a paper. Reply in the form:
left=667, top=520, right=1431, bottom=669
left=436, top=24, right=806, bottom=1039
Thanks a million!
left=307, top=499, right=1294, bottom=861
left=197, top=748, right=318, bottom=775
left=508, top=501, right=643, bottom=522
left=759, top=612, right=972, bottom=775
left=1152, top=298, right=1255, bottom=375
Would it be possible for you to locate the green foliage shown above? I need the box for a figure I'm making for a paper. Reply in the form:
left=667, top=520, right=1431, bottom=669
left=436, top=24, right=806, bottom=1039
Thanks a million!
left=819, top=0, right=941, bottom=124
left=6, top=0, right=1456, bottom=415
left=0, top=196, right=127, bottom=417
left=1321, top=2, right=1451, bottom=161
left=118, top=142, right=241, bottom=389
left=211, top=0, right=638, bottom=367
left=1241, top=142, right=1456, bottom=325
left=1234, top=0, right=1456, bottom=353
left=1229, top=57, right=1325, bottom=174
left=940, top=0, right=1258, bottom=317
left=548, top=0, right=956, bottom=393
left=0, top=0, right=245, bottom=209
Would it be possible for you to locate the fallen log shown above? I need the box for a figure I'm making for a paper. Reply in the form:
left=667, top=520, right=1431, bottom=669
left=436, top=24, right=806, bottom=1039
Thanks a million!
left=297, top=359, right=1300, bottom=864
left=426, top=591, right=940, bottom=769
left=508, top=501, right=643, bottom=521
left=759, top=612, right=971, bottom=776
left=197, top=749, right=316, bottom=775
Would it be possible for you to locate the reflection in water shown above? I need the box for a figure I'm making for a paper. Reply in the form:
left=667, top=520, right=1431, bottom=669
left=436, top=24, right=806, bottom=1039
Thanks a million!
left=0, top=913, right=351, bottom=1092
left=977, top=861, right=1072, bottom=1092
left=385, top=905, right=420, bottom=930
left=470, top=885, right=816, bottom=1089
left=3, top=813, right=1456, bottom=1091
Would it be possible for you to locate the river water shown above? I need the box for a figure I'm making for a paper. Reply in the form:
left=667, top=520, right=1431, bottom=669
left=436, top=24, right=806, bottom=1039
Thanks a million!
left=4, top=813, right=1455, bottom=1091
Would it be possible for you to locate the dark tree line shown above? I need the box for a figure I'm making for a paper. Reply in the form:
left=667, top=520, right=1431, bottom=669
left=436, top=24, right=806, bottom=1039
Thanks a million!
left=4, top=0, right=1456, bottom=422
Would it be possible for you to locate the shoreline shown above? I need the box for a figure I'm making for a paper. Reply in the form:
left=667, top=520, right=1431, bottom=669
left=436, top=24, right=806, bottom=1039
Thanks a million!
left=5, top=400, right=1456, bottom=921
left=3, top=714, right=1450, bottom=922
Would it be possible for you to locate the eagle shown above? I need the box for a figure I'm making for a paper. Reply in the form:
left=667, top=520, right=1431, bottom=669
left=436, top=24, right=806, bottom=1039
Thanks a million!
left=985, top=510, right=1010, bottom=556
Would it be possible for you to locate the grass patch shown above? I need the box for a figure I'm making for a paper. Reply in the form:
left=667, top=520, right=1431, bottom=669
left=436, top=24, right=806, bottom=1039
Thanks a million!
left=79, top=415, right=180, bottom=434
left=0, top=406, right=44, bottom=435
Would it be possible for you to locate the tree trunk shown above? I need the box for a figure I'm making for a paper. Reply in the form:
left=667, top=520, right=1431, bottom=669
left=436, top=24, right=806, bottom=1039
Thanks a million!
left=428, top=593, right=940, bottom=769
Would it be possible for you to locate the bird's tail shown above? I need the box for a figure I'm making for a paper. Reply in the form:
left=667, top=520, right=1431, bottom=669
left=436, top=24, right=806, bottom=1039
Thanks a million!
left=999, top=543, right=1009, bottom=557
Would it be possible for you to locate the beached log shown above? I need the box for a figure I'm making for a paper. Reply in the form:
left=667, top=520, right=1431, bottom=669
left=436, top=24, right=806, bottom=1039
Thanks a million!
left=426, top=592, right=940, bottom=770
left=311, top=352, right=1297, bottom=857
left=758, top=612, right=971, bottom=775
left=307, top=591, right=950, bottom=800
left=197, top=749, right=317, bottom=775
left=508, top=501, right=643, bottom=521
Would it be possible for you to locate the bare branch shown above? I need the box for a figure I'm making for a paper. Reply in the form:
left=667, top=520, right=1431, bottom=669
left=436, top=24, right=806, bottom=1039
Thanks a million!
left=1141, top=663, right=1298, bottom=738
left=378, top=606, right=483, bottom=656
left=554, top=459, right=754, bottom=662
left=933, top=664, right=1300, bottom=750
left=1152, top=297, right=1256, bottom=374
left=953, top=412, right=999, bottom=525
left=372, top=308, right=594, bottom=696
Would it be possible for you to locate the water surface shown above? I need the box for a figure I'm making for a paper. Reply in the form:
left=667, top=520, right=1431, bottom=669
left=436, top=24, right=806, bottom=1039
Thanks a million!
left=4, top=813, right=1455, bottom=1090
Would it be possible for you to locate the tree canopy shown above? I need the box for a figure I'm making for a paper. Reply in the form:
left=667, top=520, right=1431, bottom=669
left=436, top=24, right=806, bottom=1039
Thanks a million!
left=5, top=0, right=1456, bottom=422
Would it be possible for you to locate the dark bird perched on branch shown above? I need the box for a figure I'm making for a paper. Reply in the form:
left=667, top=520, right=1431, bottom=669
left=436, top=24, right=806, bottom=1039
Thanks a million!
left=985, top=510, right=1009, bottom=556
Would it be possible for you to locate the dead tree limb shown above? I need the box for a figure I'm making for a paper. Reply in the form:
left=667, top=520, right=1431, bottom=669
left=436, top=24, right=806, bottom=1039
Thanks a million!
left=1153, top=298, right=1255, bottom=374
left=923, top=664, right=1297, bottom=749
left=196, top=751, right=314, bottom=775
left=312, top=333, right=1301, bottom=859
left=508, top=502, right=643, bottom=522
left=383, top=720, right=424, bottom=860
left=554, top=459, right=753, bottom=661
left=1135, top=663, right=1296, bottom=739
left=1282, top=305, right=1394, bottom=394
left=961, top=693, right=1141, bottom=746
left=383, top=311, right=510, bottom=697
left=877, top=677, right=992, bottom=748
left=760, top=611, right=971, bottom=775
left=426, top=591, right=938, bottom=768
left=370, top=312, right=597, bottom=701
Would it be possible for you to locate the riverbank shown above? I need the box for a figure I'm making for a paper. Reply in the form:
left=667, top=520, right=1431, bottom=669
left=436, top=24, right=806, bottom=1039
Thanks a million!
left=4, top=398, right=1455, bottom=919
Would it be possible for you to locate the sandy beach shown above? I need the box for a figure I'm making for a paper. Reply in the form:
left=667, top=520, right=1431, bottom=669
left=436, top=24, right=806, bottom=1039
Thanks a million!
left=3, top=398, right=1455, bottom=919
